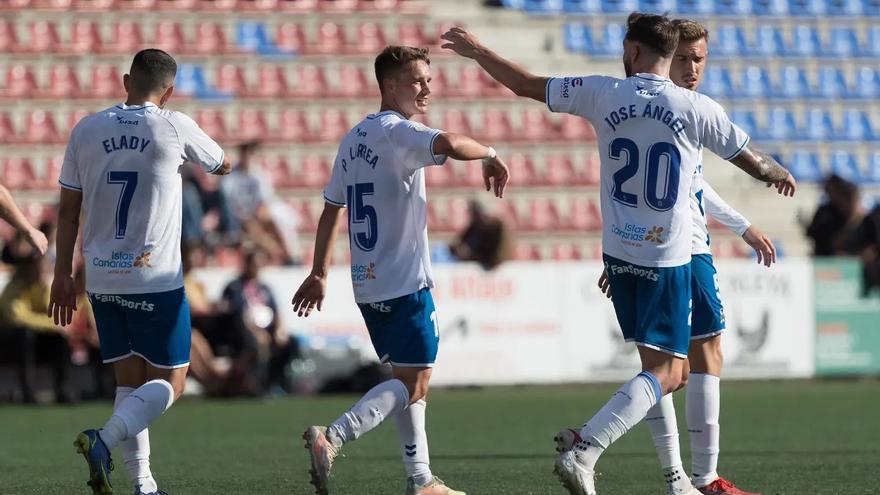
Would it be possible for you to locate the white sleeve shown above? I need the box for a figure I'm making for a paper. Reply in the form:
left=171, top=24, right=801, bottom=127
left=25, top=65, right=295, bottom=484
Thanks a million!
left=702, top=180, right=751, bottom=236
left=58, top=124, right=82, bottom=191
left=545, top=75, right=607, bottom=122
left=386, top=120, right=447, bottom=172
left=170, top=112, right=225, bottom=173
left=696, top=95, right=750, bottom=161
left=323, top=155, right=346, bottom=207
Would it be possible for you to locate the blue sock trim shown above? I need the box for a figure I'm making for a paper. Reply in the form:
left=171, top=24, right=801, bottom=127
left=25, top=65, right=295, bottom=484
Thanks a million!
left=637, top=371, right=662, bottom=403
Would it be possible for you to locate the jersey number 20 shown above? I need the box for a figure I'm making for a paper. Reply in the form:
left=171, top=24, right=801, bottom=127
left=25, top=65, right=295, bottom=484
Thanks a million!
left=609, top=138, right=681, bottom=211
left=106, top=171, right=138, bottom=239
left=347, top=183, right=377, bottom=252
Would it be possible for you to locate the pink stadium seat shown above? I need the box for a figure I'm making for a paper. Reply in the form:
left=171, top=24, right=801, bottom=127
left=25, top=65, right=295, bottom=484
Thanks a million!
left=294, top=200, right=318, bottom=231
left=493, top=200, right=520, bottom=230
left=69, top=20, right=103, bottom=54
left=335, top=66, right=372, bottom=98
left=353, top=23, right=386, bottom=54
left=551, top=243, right=583, bottom=261
left=3, top=64, right=38, bottom=99
left=278, top=109, right=313, bottom=142
left=521, top=108, right=556, bottom=142
left=90, top=64, right=124, bottom=99
left=441, top=109, right=473, bottom=136
left=236, top=0, right=279, bottom=10
left=236, top=108, right=270, bottom=142
left=559, top=113, right=596, bottom=141
left=196, top=109, right=229, bottom=141
left=0, top=112, right=18, bottom=143
left=396, top=23, right=428, bottom=47
left=197, top=0, right=237, bottom=10
left=45, top=65, right=82, bottom=98
left=215, top=64, right=248, bottom=96
left=24, top=110, right=61, bottom=144
left=445, top=197, right=470, bottom=232
left=1, top=157, right=39, bottom=190
left=580, top=153, right=600, bottom=186
left=67, top=110, right=90, bottom=134
left=0, top=19, right=20, bottom=52
left=544, top=154, right=576, bottom=186
left=153, top=21, right=188, bottom=53
left=259, top=155, right=294, bottom=188
left=567, top=197, right=602, bottom=231
left=44, top=155, right=64, bottom=190
left=426, top=201, right=442, bottom=231
left=34, top=0, right=72, bottom=9
left=29, top=21, right=60, bottom=54
left=480, top=109, right=514, bottom=142
left=514, top=243, right=542, bottom=261
left=507, top=153, right=537, bottom=186
left=114, top=0, right=156, bottom=9
left=521, top=197, right=561, bottom=231
left=193, top=22, right=229, bottom=55
left=73, top=0, right=116, bottom=10
left=294, top=155, right=330, bottom=188
left=455, top=65, right=488, bottom=98
left=156, top=0, right=197, bottom=10
left=292, top=65, right=326, bottom=98
left=108, top=21, right=145, bottom=54
left=317, top=109, right=349, bottom=143
left=1, top=0, right=33, bottom=10
left=277, top=0, right=318, bottom=10
left=314, top=22, right=346, bottom=54
left=276, top=22, right=308, bottom=54
left=320, top=0, right=358, bottom=12
left=427, top=66, right=449, bottom=97
left=358, top=0, right=399, bottom=11
left=425, top=163, right=454, bottom=187
left=253, top=65, right=289, bottom=98
left=431, top=21, right=459, bottom=49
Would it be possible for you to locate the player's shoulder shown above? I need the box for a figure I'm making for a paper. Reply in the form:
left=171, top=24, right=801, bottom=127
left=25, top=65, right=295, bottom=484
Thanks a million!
left=370, top=111, right=437, bottom=136
left=677, top=88, right=726, bottom=117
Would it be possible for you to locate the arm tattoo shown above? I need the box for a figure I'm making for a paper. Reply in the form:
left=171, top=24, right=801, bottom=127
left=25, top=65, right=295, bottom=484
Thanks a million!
left=735, top=146, right=790, bottom=183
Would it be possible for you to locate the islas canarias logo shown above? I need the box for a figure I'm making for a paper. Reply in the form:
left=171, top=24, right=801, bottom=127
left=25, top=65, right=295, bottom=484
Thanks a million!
left=93, top=250, right=153, bottom=269
left=134, top=251, right=152, bottom=268
left=645, top=226, right=665, bottom=244
left=351, top=262, right=377, bottom=283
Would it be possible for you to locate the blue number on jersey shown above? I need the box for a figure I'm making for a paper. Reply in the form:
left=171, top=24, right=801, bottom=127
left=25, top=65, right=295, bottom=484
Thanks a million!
left=610, top=138, right=681, bottom=212
left=347, top=182, right=378, bottom=252
left=106, top=171, right=138, bottom=239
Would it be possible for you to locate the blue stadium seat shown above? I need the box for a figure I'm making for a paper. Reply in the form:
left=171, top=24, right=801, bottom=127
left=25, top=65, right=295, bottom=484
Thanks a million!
left=676, top=0, right=714, bottom=13
left=236, top=21, right=289, bottom=56
left=788, top=151, right=823, bottom=181
left=499, top=0, right=524, bottom=8
left=826, top=0, right=863, bottom=15
left=824, top=27, right=860, bottom=58
left=738, top=65, right=772, bottom=98
left=829, top=150, right=861, bottom=181
left=865, top=152, right=880, bottom=183
left=775, top=65, right=812, bottom=99
left=730, top=109, right=759, bottom=137
left=752, top=0, right=788, bottom=15
left=713, top=25, right=747, bottom=57
left=563, top=24, right=592, bottom=53
left=174, top=64, right=230, bottom=100
left=801, top=109, right=835, bottom=140
left=838, top=109, right=876, bottom=141
left=814, top=67, right=848, bottom=100
left=863, top=0, right=880, bottom=16
left=853, top=66, right=880, bottom=99
left=863, top=25, right=880, bottom=57
left=787, top=0, right=826, bottom=15
left=714, top=0, right=753, bottom=15
left=639, top=0, right=676, bottom=12
left=601, top=0, right=639, bottom=13
left=590, top=24, right=625, bottom=57
left=762, top=107, right=798, bottom=140
left=701, top=66, right=735, bottom=98
left=563, top=0, right=602, bottom=13
left=523, top=0, right=563, bottom=14
left=788, top=25, right=822, bottom=57
left=749, top=25, right=786, bottom=57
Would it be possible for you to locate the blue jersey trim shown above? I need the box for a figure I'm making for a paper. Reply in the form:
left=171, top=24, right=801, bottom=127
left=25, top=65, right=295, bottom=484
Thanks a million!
left=115, top=102, right=157, bottom=112
left=205, top=150, right=225, bottom=174
left=428, top=130, right=446, bottom=165
left=324, top=195, right=346, bottom=206
left=545, top=78, right=555, bottom=112
left=634, top=73, right=670, bottom=83
left=58, top=180, right=82, bottom=191
left=366, top=110, right=403, bottom=120
left=723, top=135, right=750, bottom=160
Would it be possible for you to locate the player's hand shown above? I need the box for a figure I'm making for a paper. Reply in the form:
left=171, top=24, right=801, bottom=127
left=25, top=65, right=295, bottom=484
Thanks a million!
left=22, top=226, right=48, bottom=256
left=482, top=156, right=509, bottom=198
left=291, top=273, right=327, bottom=318
left=598, top=270, right=611, bottom=299
left=440, top=27, right=483, bottom=59
left=742, top=225, right=776, bottom=267
left=767, top=172, right=796, bottom=197
left=47, top=275, right=77, bottom=326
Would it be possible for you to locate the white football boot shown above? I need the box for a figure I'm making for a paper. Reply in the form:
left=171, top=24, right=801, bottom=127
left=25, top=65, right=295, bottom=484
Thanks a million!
left=302, top=426, right=340, bottom=495
left=553, top=450, right=597, bottom=495
left=404, top=476, right=466, bottom=495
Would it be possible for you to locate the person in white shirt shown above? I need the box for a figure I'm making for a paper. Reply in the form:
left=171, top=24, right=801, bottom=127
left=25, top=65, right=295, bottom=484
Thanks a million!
left=292, top=45, right=509, bottom=495
left=48, top=49, right=231, bottom=495
left=0, top=183, right=48, bottom=256
left=441, top=13, right=794, bottom=495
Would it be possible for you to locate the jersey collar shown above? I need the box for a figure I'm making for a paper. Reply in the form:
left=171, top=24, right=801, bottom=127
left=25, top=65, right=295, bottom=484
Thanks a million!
left=116, top=102, right=158, bottom=111
left=633, top=73, right=671, bottom=83
left=367, top=109, right=405, bottom=120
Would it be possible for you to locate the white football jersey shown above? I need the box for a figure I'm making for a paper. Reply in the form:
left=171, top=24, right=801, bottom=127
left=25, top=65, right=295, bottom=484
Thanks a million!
left=59, top=102, right=224, bottom=294
left=324, top=110, right=447, bottom=304
left=547, top=74, right=750, bottom=267
left=690, top=157, right=750, bottom=256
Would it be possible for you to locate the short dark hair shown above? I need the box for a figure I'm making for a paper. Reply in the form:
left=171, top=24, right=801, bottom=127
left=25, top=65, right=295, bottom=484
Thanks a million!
left=374, top=45, right=430, bottom=93
left=128, top=49, right=177, bottom=95
left=625, top=13, right=680, bottom=57
left=673, top=18, right=709, bottom=43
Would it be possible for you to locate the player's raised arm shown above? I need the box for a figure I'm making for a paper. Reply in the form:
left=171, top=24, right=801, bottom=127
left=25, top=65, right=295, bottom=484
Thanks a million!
left=432, top=132, right=510, bottom=197
left=292, top=203, right=345, bottom=318
left=441, top=27, right=549, bottom=103
left=703, top=180, right=776, bottom=266
left=0, top=183, right=48, bottom=255
left=730, top=145, right=796, bottom=197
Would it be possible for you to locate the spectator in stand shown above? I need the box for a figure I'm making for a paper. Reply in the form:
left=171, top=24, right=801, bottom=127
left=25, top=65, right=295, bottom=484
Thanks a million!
left=0, top=183, right=49, bottom=257
left=849, top=203, right=880, bottom=296
left=181, top=165, right=241, bottom=247
left=805, top=174, right=865, bottom=256
left=449, top=200, right=512, bottom=270
left=221, top=141, right=299, bottom=265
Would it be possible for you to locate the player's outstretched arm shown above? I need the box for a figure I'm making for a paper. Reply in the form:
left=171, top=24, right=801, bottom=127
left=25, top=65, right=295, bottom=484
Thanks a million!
left=211, top=152, right=233, bottom=176
left=0, top=184, right=48, bottom=256
left=441, top=27, right=548, bottom=103
left=729, top=146, right=796, bottom=196
left=48, top=187, right=82, bottom=326
left=702, top=180, right=776, bottom=267
left=292, top=203, right=344, bottom=317
left=432, top=132, right=510, bottom=197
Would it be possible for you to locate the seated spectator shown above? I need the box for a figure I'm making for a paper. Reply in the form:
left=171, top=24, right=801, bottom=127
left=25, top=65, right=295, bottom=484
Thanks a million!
left=849, top=203, right=880, bottom=296
left=182, top=165, right=241, bottom=247
left=805, top=175, right=865, bottom=256
left=449, top=201, right=512, bottom=270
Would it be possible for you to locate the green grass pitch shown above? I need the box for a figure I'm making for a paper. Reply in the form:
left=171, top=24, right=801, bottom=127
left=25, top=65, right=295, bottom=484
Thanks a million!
left=1, top=380, right=878, bottom=494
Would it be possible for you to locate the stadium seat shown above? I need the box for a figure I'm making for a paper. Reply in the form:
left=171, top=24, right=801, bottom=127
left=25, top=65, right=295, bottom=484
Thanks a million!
left=114, top=0, right=158, bottom=9
left=774, top=65, right=812, bottom=99
left=506, top=153, right=537, bottom=186
left=0, top=112, right=18, bottom=143
left=320, top=0, right=358, bottom=11
left=43, top=155, right=64, bottom=190
left=481, top=108, right=514, bottom=142
left=563, top=23, right=592, bottom=53
left=252, top=65, right=289, bottom=98
left=335, top=66, right=372, bottom=98
left=853, top=66, right=880, bottom=99
left=639, top=0, right=675, bottom=11
left=442, top=109, right=474, bottom=136
left=425, top=161, right=455, bottom=187
left=196, top=0, right=238, bottom=10
left=69, top=20, right=103, bottom=54
left=523, top=0, right=562, bottom=14
left=36, top=0, right=70, bottom=7
left=568, top=197, right=602, bottom=231
left=837, top=109, right=875, bottom=141
left=292, top=155, right=330, bottom=188
left=292, top=65, right=326, bottom=98
left=787, top=0, right=825, bottom=14
left=275, top=22, right=307, bottom=54
left=29, top=20, right=60, bottom=54
left=196, top=109, right=229, bottom=141
left=865, top=152, right=880, bottom=183
left=522, top=108, right=557, bottom=141
left=730, top=109, right=759, bottom=137
left=454, top=159, right=487, bottom=188
left=24, top=110, right=61, bottom=144
left=800, top=109, right=835, bottom=140
left=676, top=0, right=715, bottom=13
left=358, top=0, right=401, bottom=11
left=562, top=0, right=600, bottom=13
left=353, top=23, right=387, bottom=54
left=601, top=0, right=638, bottom=12
left=67, top=109, right=90, bottom=133
left=749, top=25, right=785, bottom=57
left=90, top=64, right=124, bottom=99
left=788, top=150, right=822, bottom=181
left=444, top=197, right=471, bottom=232
left=761, top=107, right=797, bottom=140
left=396, top=23, right=429, bottom=47
left=236, top=0, right=280, bottom=10
left=194, top=23, right=231, bottom=55
left=278, top=109, right=314, bottom=142
left=814, top=67, right=848, bottom=100
left=156, top=0, right=197, bottom=10
left=701, top=65, right=735, bottom=98
left=787, top=25, right=822, bottom=57
left=593, top=24, right=625, bottom=57
left=752, top=0, right=788, bottom=15
left=714, top=0, right=752, bottom=15
left=829, top=150, right=861, bottom=181
left=277, top=0, right=319, bottom=11
left=824, top=27, right=860, bottom=58
left=558, top=113, right=597, bottom=141
left=1, top=157, right=39, bottom=190
left=3, top=64, right=38, bottom=99
left=551, top=243, right=583, bottom=260
left=863, top=25, right=880, bottom=57
left=863, top=0, right=880, bottom=16
left=454, top=65, right=490, bottom=97
left=175, top=64, right=227, bottom=99
left=544, top=153, right=577, bottom=186
left=0, top=19, right=20, bottom=53
left=738, top=65, right=772, bottom=98
left=237, top=21, right=287, bottom=56
left=236, top=108, right=270, bottom=142
left=153, top=21, right=188, bottom=54
left=513, top=243, right=543, bottom=261
left=215, top=64, right=248, bottom=96
left=45, top=65, right=82, bottom=98
left=826, top=0, right=862, bottom=14
left=107, top=21, right=145, bottom=54
left=316, top=109, right=349, bottom=143
left=712, top=25, right=747, bottom=57
left=314, top=22, right=346, bottom=54
left=0, top=0, right=32, bottom=9
left=521, top=197, right=562, bottom=231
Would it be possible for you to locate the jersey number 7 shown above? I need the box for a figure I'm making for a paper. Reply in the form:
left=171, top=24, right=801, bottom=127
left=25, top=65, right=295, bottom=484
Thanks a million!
left=107, top=171, right=139, bottom=239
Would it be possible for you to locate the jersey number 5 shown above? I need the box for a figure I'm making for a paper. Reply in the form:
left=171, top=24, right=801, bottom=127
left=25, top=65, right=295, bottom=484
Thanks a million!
left=609, top=138, right=681, bottom=211
left=107, top=171, right=138, bottom=239
left=347, top=183, right=377, bottom=252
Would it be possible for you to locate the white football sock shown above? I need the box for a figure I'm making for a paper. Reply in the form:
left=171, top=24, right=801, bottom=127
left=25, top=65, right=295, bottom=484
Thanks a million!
left=100, top=379, right=175, bottom=450
left=577, top=371, right=662, bottom=471
left=645, top=393, right=690, bottom=491
left=114, top=387, right=158, bottom=493
left=326, top=378, right=410, bottom=447
left=687, top=373, right=721, bottom=487
left=395, top=399, right=432, bottom=486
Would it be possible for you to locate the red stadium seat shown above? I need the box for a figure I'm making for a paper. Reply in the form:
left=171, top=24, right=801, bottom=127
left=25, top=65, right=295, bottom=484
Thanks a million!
left=90, top=64, right=124, bottom=99
left=425, top=163, right=454, bottom=187
left=521, top=197, right=561, bottom=231
left=1, top=0, right=33, bottom=10
left=335, top=66, right=371, bottom=98
left=431, top=21, right=459, bottom=49
left=426, top=200, right=442, bottom=231
left=156, top=0, right=197, bottom=10
left=215, top=64, right=248, bottom=96
left=254, top=65, right=289, bottom=98
left=153, top=22, right=187, bottom=53
left=396, top=23, right=428, bottom=47
left=44, top=155, right=64, bottom=190
left=24, top=110, right=61, bottom=144
left=108, top=21, right=145, bottom=54
left=441, top=109, right=473, bottom=136
left=236, top=0, right=279, bottom=10
left=507, top=153, right=537, bottom=186
left=514, top=243, right=542, bottom=261
left=456, top=160, right=486, bottom=188
left=567, top=197, right=601, bottom=231
left=445, top=197, right=471, bottom=232
left=317, top=109, right=349, bottom=143
left=0, top=19, right=20, bottom=53
left=67, top=109, right=90, bottom=134
left=455, top=65, right=488, bottom=98
left=197, top=0, right=237, bottom=10
left=29, top=21, right=60, bottom=54
left=1, top=157, right=39, bottom=190
left=427, top=65, right=449, bottom=97
left=3, top=64, right=38, bottom=99
left=196, top=109, right=229, bottom=141
left=0, top=112, right=18, bottom=143
left=193, top=22, right=229, bottom=54
left=278, top=109, right=313, bottom=142
left=277, top=0, right=318, bottom=11
left=493, top=200, right=520, bottom=230
left=559, top=113, right=596, bottom=141
left=34, top=0, right=72, bottom=10
left=294, top=155, right=330, bottom=188
left=276, top=22, right=307, bottom=54
left=259, top=155, right=294, bottom=188
left=544, top=154, right=576, bottom=186
left=73, top=0, right=116, bottom=10
left=320, top=0, right=357, bottom=11
left=45, top=65, right=82, bottom=98
left=293, top=200, right=318, bottom=232
left=358, top=0, right=399, bottom=11
left=114, top=0, right=156, bottom=9
left=314, top=22, right=346, bottom=55
left=69, top=20, right=103, bottom=54
left=521, top=108, right=557, bottom=142
left=580, top=153, right=600, bottom=186
left=292, top=65, right=326, bottom=98
left=236, top=108, right=269, bottom=142
left=480, top=109, right=514, bottom=142
left=551, top=243, right=583, bottom=261
left=353, top=23, right=386, bottom=54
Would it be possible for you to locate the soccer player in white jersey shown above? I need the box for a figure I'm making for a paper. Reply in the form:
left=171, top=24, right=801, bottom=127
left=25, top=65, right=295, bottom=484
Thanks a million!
left=441, top=13, right=794, bottom=495
left=291, top=46, right=509, bottom=495
left=0, top=183, right=49, bottom=256
left=47, top=49, right=231, bottom=495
